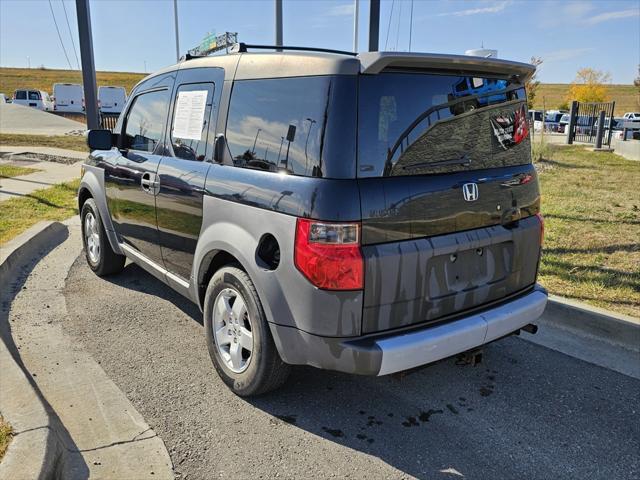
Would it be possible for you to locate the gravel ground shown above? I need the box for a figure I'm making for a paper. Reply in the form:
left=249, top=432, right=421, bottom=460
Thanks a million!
left=63, top=255, right=640, bottom=480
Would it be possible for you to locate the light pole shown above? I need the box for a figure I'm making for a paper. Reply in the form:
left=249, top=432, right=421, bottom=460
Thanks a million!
left=75, top=0, right=99, bottom=130
left=252, top=128, right=262, bottom=154
left=275, top=0, right=283, bottom=51
left=173, top=0, right=180, bottom=61
left=368, top=0, right=380, bottom=52
left=304, top=117, right=317, bottom=172
left=353, top=0, right=359, bottom=52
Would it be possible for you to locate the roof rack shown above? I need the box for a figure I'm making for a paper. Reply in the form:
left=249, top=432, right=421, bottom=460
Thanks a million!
left=230, top=42, right=356, bottom=56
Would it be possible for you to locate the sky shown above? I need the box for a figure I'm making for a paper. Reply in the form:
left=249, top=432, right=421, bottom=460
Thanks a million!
left=0, top=0, right=638, bottom=83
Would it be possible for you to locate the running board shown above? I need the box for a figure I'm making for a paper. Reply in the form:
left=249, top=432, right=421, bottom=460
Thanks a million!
left=119, top=243, right=192, bottom=300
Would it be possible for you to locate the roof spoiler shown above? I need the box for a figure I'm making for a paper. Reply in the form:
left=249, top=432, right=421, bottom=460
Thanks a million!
left=358, top=52, right=536, bottom=81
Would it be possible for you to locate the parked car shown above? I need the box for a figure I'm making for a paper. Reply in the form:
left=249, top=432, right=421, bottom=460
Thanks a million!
left=0, top=93, right=9, bottom=103
left=98, top=86, right=127, bottom=114
left=53, top=83, right=84, bottom=112
left=529, top=109, right=544, bottom=130
left=623, top=112, right=640, bottom=120
left=558, top=114, right=570, bottom=133
left=12, top=89, right=54, bottom=111
left=544, top=112, right=564, bottom=132
left=79, top=46, right=547, bottom=396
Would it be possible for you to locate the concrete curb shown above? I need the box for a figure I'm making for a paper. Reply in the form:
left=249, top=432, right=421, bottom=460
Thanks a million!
left=541, top=295, right=640, bottom=352
left=0, top=221, right=69, bottom=480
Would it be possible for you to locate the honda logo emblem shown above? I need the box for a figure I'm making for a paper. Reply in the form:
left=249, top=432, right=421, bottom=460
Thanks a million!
left=462, top=183, right=479, bottom=202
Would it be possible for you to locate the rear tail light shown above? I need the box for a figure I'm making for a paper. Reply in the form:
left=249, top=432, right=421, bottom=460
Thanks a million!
left=294, top=218, right=363, bottom=290
left=535, top=212, right=544, bottom=246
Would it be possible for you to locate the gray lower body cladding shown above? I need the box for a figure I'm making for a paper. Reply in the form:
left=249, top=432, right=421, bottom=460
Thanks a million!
left=271, top=285, right=547, bottom=375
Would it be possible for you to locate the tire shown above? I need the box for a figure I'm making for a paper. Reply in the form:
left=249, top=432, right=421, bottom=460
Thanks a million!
left=204, top=266, right=290, bottom=396
left=81, top=198, right=125, bottom=276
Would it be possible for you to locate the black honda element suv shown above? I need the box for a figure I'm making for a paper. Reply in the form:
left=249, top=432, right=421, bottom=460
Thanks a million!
left=80, top=44, right=547, bottom=396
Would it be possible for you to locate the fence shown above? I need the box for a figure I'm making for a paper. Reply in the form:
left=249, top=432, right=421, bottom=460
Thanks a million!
left=567, top=100, right=616, bottom=147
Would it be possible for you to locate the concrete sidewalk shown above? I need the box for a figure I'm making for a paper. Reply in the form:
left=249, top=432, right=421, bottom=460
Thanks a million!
left=0, top=146, right=86, bottom=201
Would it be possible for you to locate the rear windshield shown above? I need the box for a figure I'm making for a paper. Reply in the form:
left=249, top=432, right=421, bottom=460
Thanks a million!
left=14, top=90, right=26, bottom=100
left=358, top=72, right=529, bottom=177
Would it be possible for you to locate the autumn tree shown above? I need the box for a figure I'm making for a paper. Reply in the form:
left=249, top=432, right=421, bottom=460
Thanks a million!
left=567, top=68, right=611, bottom=103
left=526, top=57, right=543, bottom=109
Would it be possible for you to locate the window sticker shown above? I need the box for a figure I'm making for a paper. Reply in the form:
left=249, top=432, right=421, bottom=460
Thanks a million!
left=172, top=90, right=208, bottom=140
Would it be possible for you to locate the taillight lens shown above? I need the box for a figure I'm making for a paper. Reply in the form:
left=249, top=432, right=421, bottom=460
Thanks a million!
left=294, top=218, right=363, bottom=290
left=535, top=212, right=544, bottom=246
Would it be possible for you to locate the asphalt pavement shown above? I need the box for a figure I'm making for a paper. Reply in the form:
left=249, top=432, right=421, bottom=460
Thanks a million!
left=60, top=252, right=640, bottom=480
left=0, top=103, right=85, bottom=135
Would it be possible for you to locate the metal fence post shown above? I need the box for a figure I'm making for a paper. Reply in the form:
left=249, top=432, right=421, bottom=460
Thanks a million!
left=595, top=110, right=606, bottom=149
left=566, top=100, right=578, bottom=145
left=606, top=101, right=616, bottom=147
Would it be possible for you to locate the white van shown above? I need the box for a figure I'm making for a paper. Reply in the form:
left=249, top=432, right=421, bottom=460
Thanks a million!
left=12, top=89, right=54, bottom=111
left=98, top=86, right=127, bottom=114
left=53, top=83, right=84, bottom=112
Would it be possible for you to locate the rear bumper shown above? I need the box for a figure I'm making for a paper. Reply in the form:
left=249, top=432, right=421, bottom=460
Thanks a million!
left=270, top=285, right=548, bottom=376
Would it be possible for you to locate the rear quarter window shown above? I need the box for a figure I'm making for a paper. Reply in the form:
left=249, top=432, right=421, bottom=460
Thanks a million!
left=225, top=76, right=357, bottom=178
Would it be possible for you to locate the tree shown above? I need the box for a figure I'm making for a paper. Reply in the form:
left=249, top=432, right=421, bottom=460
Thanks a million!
left=567, top=68, right=611, bottom=103
left=526, top=57, right=543, bottom=110
left=634, top=65, right=640, bottom=88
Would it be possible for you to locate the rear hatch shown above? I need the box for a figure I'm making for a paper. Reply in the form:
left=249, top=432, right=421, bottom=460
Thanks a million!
left=357, top=65, right=542, bottom=334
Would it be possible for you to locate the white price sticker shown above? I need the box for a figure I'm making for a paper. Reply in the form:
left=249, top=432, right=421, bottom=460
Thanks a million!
left=172, top=90, right=208, bottom=140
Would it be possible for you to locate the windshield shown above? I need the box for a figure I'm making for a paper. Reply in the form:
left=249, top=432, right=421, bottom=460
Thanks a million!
left=358, top=72, right=529, bottom=177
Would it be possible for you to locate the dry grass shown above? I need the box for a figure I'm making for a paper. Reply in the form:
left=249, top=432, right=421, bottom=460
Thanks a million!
left=0, top=164, right=40, bottom=178
left=0, top=416, right=12, bottom=461
left=534, top=84, right=639, bottom=116
left=0, top=134, right=88, bottom=152
left=536, top=145, right=639, bottom=317
left=0, top=179, right=79, bottom=245
left=0, top=67, right=146, bottom=98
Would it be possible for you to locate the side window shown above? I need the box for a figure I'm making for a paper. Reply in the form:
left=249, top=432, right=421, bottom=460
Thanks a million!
left=29, top=91, right=41, bottom=100
left=226, top=77, right=332, bottom=177
left=15, top=91, right=26, bottom=100
left=123, top=89, right=170, bottom=153
left=169, top=83, right=215, bottom=161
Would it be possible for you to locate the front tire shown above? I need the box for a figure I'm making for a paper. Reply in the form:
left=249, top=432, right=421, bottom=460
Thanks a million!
left=204, top=266, right=290, bottom=396
left=81, top=198, right=125, bottom=276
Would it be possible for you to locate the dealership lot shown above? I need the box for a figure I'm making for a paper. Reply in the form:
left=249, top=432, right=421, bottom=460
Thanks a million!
left=56, top=250, right=639, bottom=480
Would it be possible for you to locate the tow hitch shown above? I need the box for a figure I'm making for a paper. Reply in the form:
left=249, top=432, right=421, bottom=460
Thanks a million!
left=456, top=348, right=483, bottom=366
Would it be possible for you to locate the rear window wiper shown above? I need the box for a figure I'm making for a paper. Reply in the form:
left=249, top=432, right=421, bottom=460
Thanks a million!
left=401, top=153, right=471, bottom=170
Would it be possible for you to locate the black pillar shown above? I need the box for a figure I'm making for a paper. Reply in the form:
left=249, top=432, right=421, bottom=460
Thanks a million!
left=75, top=0, right=99, bottom=130
left=368, top=0, right=380, bottom=52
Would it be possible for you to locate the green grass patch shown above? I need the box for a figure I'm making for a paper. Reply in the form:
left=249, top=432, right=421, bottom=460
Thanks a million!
left=0, top=164, right=41, bottom=178
left=0, top=134, right=88, bottom=152
left=536, top=144, right=640, bottom=317
left=0, top=179, right=79, bottom=245
left=0, top=416, right=12, bottom=461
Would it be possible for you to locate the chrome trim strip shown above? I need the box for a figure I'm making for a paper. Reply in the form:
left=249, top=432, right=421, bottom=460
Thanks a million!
left=376, top=288, right=548, bottom=376
left=120, top=243, right=190, bottom=290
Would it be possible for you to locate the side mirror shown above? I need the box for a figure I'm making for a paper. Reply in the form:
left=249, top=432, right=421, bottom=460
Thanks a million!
left=213, top=134, right=233, bottom=164
left=87, top=129, right=114, bottom=151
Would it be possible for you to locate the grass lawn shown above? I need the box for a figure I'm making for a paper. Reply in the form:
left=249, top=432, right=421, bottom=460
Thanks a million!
left=0, top=133, right=88, bottom=152
left=537, top=145, right=639, bottom=317
left=0, top=416, right=11, bottom=461
left=534, top=84, right=638, bottom=116
left=0, top=179, right=79, bottom=245
left=0, top=164, right=41, bottom=178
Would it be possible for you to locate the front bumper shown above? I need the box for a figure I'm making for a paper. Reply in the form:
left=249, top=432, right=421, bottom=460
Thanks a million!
left=270, top=285, right=548, bottom=375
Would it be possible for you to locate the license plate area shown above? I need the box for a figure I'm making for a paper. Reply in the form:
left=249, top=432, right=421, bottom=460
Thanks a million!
left=428, top=242, right=513, bottom=300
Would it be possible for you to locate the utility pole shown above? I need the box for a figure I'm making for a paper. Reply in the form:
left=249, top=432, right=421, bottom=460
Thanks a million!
left=173, top=0, right=180, bottom=61
left=275, top=0, right=283, bottom=51
left=368, top=0, right=380, bottom=52
left=353, top=0, right=359, bottom=52
left=75, top=0, right=99, bottom=130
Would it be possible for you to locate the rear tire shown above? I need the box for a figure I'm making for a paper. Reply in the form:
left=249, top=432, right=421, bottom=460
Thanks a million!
left=81, top=198, right=125, bottom=276
left=204, top=266, right=290, bottom=396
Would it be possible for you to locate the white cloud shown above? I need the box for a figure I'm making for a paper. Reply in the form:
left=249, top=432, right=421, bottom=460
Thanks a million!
left=563, top=2, right=595, bottom=18
left=436, top=1, right=510, bottom=17
left=583, top=8, right=639, bottom=25
left=326, top=3, right=354, bottom=17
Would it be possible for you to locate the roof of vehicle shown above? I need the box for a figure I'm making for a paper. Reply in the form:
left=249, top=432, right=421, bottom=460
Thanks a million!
left=134, top=48, right=536, bottom=91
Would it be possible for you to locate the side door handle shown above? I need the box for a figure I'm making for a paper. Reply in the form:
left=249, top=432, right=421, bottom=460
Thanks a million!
left=141, top=172, right=160, bottom=195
